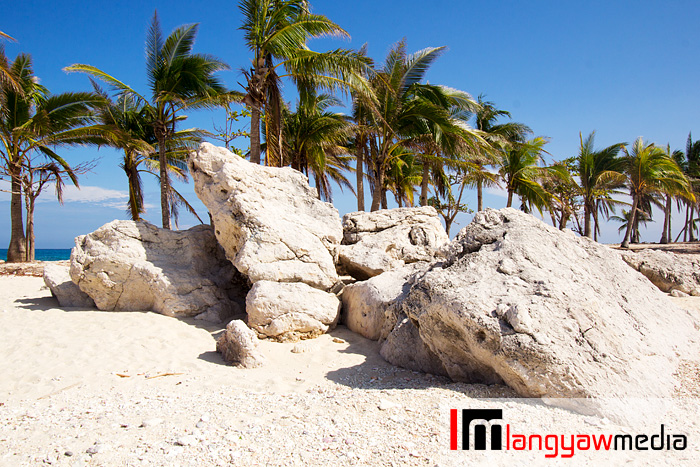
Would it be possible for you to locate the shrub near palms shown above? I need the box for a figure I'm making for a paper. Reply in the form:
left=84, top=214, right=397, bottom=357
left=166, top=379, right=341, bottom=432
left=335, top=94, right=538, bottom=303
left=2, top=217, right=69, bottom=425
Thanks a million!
left=67, top=12, right=230, bottom=229
left=619, top=137, right=693, bottom=248
left=0, top=54, right=106, bottom=262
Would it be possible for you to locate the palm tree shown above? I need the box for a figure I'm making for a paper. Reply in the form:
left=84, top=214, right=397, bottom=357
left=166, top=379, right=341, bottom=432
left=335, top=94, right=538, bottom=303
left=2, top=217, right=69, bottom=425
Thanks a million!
left=238, top=0, right=369, bottom=166
left=619, top=138, right=693, bottom=248
left=0, top=31, right=21, bottom=94
left=576, top=131, right=626, bottom=238
left=659, top=143, right=685, bottom=243
left=472, top=95, right=531, bottom=211
left=611, top=208, right=651, bottom=242
left=66, top=12, right=230, bottom=229
left=355, top=41, right=484, bottom=211
left=282, top=89, right=354, bottom=201
left=0, top=54, right=105, bottom=262
left=496, top=136, right=550, bottom=209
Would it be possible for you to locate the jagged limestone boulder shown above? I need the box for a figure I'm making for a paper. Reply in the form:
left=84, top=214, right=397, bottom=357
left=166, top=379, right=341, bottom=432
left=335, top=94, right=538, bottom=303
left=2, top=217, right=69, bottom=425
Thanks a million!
left=246, top=281, right=340, bottom=341
left=43, top=263, right=95, bottom=308
left=70, top=220, right=246, bottom=322
left=620, top=248, right=700, bottom=296
left=338, top=207, right=448, bottom=280
left=393, top=208, right=698, bottom=409
left=189, top=143, right=342, bottom=291
left=216, top=319, right=266, bottom=368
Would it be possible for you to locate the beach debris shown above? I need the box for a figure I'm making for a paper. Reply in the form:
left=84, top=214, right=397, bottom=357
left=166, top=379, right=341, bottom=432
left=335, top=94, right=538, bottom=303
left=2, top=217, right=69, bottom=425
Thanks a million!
left=145, top=372, right=183, bottom=380
left=175, top=435, right=197, bottom=446
left=216, top=319, right=266, bottom=368
left=338, top=207, right=448, bottom=280
left=140, top=418, right=164, bottom=428
left=86, top=443, right=109, bottom=455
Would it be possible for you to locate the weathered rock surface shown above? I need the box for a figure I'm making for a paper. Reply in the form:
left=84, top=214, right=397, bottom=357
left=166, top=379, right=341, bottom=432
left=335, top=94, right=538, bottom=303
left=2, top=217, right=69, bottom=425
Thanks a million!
left=338, top=207, right=448, bottom=280
left=246, top=281, right=341, bottom=341
left=396, top=208, right=698, bottom=407
left=379, top=316, right=448, bottom=377
left=341, top=263, right=426, bottom=341
left=70, top=220, right=246, bottom=322
left=216, top=319, right=265, bottom=368
left=189, top=143, right=342, bottom=291
left=620, top=249, right=700, bottom=296
left=43, top=263, right=95, bottom=308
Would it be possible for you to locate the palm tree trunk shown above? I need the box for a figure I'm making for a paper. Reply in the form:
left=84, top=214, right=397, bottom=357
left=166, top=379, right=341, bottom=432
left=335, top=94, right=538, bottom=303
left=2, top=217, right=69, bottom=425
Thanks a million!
left=356, top=143, right=365, bottom=211
left=156, top=129, right=171, bottom=230
left=477, top=179, right=483, bottom=212
left=583, top=200, right=593, bottom=238
left=506, top=190, right=514, bottom=208
left=370, top=163, right=385, bottom=212
left=621, top=196, right=638, bottom=248
left=125, top=152, right=141, bottom=221
left=26, top=196, right=35, bottom=262
left=684, top=205, right=690, bottom=242
left=249, top=105, right=261, bottom=164
left=667, top=197, right=673, bottom=243
left=7, top=164, right=27, bottom=263
left=660, top=195, right=670, bottom=243
left=420, top=162, right=429, bottom=207
left=689, top=205, right=696, bottom=242
left=381, top=189, right=388, bottom=210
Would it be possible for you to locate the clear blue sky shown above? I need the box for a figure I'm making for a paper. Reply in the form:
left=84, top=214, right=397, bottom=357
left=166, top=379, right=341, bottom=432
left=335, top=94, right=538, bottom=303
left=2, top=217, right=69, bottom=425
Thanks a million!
left=2, top=0, right=699, bottom=248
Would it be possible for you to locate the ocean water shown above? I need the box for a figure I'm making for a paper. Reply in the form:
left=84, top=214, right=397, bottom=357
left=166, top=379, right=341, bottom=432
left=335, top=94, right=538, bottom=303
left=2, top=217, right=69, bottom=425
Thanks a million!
left=0, top=248, right=71, bottom=261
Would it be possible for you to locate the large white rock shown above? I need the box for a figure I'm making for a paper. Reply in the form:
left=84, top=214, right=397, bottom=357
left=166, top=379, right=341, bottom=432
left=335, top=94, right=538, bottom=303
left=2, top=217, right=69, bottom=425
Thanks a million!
left=43, top=263, right=95, bottom=308
left=189, top=143, right=342, bottom=291
left=620, top=248, right=700, bottom=296
left=338, top=207, right=448, bottom=280
left=396, top=208, right=699, bottom=406
left=341, top=263, right=426, bottom=341
left=216, top=319, right=265, bottom=368
left=246, top=281, right=340, bottom=341
left=70, top=220, right=246, bottom=321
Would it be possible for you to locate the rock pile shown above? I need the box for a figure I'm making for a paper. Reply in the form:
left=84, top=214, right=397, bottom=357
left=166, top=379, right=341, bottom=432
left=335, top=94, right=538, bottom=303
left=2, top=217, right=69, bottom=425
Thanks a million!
left=189, top=143, right=341, bottom=340
left=344, top=208, right=699, bottom=414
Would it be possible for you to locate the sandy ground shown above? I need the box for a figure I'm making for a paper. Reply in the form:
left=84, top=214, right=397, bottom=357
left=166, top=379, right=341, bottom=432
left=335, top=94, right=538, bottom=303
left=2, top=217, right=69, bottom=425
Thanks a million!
left=1, top=276, right=700, bottom=466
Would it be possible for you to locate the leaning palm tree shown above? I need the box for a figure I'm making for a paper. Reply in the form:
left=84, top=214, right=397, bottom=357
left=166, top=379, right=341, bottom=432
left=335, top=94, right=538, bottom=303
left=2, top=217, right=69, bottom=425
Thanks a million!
left=619, top=138, right=693, bottom=248
left=239, top=0, right=370, bottom=165
left=0, top=54, right=106, bottom=262
left=576, top=131, right=626, bottom=238
left=66, top=12, right=230, bottom=229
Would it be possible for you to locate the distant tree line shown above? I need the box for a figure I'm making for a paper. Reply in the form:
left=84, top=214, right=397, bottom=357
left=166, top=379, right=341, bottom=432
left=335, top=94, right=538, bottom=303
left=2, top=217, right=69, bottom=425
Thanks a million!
left=1, top=1, right=696, bottom=262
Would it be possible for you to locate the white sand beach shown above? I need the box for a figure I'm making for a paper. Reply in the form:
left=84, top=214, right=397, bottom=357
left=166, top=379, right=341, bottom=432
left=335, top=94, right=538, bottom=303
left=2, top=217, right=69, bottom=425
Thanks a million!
left=1, top=274, right=700, bottom=466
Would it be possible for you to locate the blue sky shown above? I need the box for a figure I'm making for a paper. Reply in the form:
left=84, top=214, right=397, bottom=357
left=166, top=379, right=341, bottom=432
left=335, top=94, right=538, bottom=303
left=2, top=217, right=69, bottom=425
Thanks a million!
left=2, top=0, right=700, bottom=248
